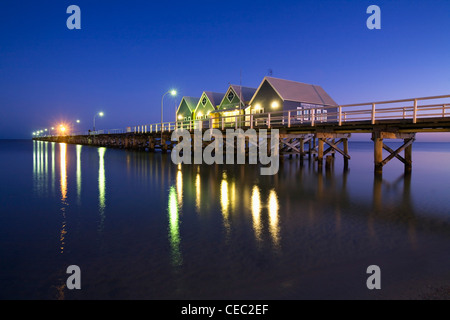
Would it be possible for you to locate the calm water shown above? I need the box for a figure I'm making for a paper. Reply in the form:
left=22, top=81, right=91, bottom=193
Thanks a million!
left=1, top=139, right=450, bottom=300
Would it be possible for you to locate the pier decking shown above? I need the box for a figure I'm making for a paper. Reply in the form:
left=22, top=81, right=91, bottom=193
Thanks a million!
left=34, top=95, right=450, bottom=174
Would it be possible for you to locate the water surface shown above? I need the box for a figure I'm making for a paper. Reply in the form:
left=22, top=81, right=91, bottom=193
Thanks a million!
left=1, top=139, right=450, bottom=299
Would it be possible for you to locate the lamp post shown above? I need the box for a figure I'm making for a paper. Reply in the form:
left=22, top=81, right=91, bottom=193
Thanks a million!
left=161, top=90, right=177, bottom=139
left=93, top=112, right=104, bottom=133
left=72, top=120, right=81, bottom=135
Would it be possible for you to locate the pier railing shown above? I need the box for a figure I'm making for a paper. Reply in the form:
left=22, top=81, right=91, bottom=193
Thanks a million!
left=42, top=94, right=450, bottom=137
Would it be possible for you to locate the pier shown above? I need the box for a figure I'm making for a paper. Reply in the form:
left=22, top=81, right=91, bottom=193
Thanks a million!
left=34, top=94, right=450, bottom=174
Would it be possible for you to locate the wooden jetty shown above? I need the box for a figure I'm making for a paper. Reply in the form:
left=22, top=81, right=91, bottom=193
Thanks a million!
left=34, top=94, right=450, bottom=174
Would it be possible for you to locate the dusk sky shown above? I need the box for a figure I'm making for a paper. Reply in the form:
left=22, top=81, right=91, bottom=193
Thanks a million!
left=1, top=0, right=449, bottom=140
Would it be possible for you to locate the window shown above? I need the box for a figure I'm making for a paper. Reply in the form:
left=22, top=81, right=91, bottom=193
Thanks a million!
left=202, top=97, right=207, bottom=105
left=227, top=91, right=235, bottom=102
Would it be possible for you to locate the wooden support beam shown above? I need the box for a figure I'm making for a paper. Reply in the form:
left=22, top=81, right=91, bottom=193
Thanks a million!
left=382, top=144, right=407, bottom=164
left=323, top=138, right=351, bottom=159
left=300, top=139, right=304, bottom=160
left=281, top=139, right=301, bottom=153
left=404, top=139, right=413, bottom=172
left=316, top=132, right=351, bottom=139
left=380, top=139, right=414, bottom=167
left=343, top=138, right=349, bottom=169
left=379, top=132, right=415, bottom=139
left=373, top=136, right=384, bottom=174
left=318, top=138, right=324, bottom=164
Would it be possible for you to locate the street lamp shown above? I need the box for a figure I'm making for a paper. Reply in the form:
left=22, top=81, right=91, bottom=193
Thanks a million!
left=161, top=90, right=177, bottom=138
left=93, top=112, right=104, bottom=132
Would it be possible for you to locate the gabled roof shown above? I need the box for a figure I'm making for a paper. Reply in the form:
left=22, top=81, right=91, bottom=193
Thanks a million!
left=250, top=76, right=338, bottom=106
left=216, top=85, right=258, bottom=112
left=182, top=96, right=200, bottom=112
left=176, top=96, right=199, bottom=115
left=229, top=85, right=257, bottom=103
left=203, top=91, right=224, bottom=108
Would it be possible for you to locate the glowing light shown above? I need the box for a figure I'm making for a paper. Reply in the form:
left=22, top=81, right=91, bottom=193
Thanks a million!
left=76, top=145, right=82, bottom=203
left=60, top=144, right=67, bottom=202
left=99, top=112, right=104, bottom=117
left=168, top=186, right=182, bottom=266
left=76, top=120, right=81, bottom=123
left=176, top=168, right=183, bottom=205
left=251, top=185, right=262, bottom=242
left=268, top=190, right=280, bottom=247
left=197, top=112, right=203, bottom=117
left=271, top=101, right=279, bottom=108
left=60, top=126, right=66, bottom=132
left=98, top=147, right=106, bottom=232
left=178, top=115, right=183, bottom=120
left=59, top=143, right=67, bottom=254
left=220, top=176, right=229, bottom=215
left=221, top=173, right=230, bottom=234
left=195, top=173, right=201, bottom=212
left=170, top=90, right=177, bottom=96
left=255, top=104, right=261, bottom=110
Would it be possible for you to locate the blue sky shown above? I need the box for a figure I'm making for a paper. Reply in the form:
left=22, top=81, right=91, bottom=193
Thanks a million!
left=1, top=0, right=449, bottom=140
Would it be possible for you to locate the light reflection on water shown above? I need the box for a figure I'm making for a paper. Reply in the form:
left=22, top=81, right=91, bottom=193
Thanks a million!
left=3, top=140, right=450, bottom=299
left=98, top=147, right=106, bottom=233
left=59, top=143, right=67, bottom=255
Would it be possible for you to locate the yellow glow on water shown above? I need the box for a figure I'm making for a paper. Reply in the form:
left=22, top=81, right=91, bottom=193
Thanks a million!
left=176, top=168, right=183, bottom=205
left=220, top=174, right=230, bottom=231
left=251, top=185, right=262, bottom=242
left=230, top=181, right=236, bottom=212
left=220, top=178, right=229, bottom=215
left=168, top=186, right=182, bottom=266
left=268, top=190, right=280, bottom=247
left=195, top=173, right=201, bottom=212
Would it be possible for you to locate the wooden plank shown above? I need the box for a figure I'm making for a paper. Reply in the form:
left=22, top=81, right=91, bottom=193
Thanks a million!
left=380, top=132, right=415, bottom=139
left=316, top=132, right=351, bottom=139
left=279, top=134, right=313, bottom=139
